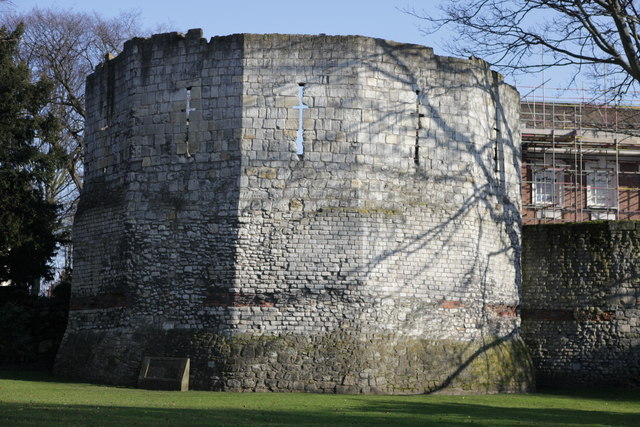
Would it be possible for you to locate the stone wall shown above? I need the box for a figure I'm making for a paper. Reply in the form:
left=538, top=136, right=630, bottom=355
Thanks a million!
left=522, top=221, right=640, bottom=388
left=55, top=30, right=533, bottom=393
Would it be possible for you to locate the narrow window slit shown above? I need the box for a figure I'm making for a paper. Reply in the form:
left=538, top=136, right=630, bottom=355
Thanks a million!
left=293, top=83, right=309, bottom=158
left=494, top=127, right=502, bottom=174
left=183, top=87, right=196, bottom=157
left=414, top=90, right=423, bottom=165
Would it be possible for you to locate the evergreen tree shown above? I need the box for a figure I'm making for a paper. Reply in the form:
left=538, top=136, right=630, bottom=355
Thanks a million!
left=0, top=24, right=63, bottom=293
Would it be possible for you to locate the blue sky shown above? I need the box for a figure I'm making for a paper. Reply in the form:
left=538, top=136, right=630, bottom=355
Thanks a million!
left=9, top=0, right=440, bottom=48
left=6, top=0, right=558, bottom=91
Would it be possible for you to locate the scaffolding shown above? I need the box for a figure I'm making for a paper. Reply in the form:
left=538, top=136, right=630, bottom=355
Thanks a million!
left=520, top=85, right=640, bottom=224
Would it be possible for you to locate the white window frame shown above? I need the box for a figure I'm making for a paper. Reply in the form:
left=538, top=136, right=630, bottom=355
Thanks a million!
left=586, top=160, right=617, bottom=210
left=532, top=165, right=563, bottom=207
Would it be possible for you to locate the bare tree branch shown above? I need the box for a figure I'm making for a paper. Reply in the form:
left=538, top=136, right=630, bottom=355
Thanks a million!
left=405, top=0, right=640, bottom=100
left=1, top=7, right=166, bottom=228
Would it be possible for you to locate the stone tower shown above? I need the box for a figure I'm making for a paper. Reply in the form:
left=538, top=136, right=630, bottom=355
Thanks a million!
left=55, top=30, right=533, bottom=393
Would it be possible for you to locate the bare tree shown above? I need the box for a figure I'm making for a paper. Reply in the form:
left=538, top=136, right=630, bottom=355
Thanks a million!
left=407, top=0, right=640, bottom=100
left=2, top=8, right=149, bottom=224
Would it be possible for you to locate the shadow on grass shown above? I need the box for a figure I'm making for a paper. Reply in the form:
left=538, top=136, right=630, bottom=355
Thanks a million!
left=0, top=370, right=86, bottom=384
left=2, top=372, right=639, bottom=426
left=1, top=399, right=640, bottom=426
left=537, top=386, right=640, bottom=405
left=352, top=398, right=640, bottom=426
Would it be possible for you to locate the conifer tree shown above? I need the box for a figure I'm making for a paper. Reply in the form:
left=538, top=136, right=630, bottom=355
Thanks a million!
left=0, top=24, right=63, bottom=294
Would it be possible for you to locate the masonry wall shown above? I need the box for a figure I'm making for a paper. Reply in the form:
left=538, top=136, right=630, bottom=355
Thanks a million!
left=522, top=221, right=640, bottom=388
left=55, top=31, right=533, bottom=394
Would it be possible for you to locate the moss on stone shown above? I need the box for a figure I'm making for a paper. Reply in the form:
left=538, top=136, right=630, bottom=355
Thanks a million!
left=156, top=330, right=534, bottom=394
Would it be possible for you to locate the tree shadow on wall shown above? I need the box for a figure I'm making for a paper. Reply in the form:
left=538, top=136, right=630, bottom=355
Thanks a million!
left=110, top=35, right=531, bottom=393
left=282, top=37, right=528, bottom=392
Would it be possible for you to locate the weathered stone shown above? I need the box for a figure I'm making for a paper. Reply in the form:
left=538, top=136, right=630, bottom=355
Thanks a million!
left=522, top=221, right=640, bottom=388
left=55, top=31, right=531, bottom=394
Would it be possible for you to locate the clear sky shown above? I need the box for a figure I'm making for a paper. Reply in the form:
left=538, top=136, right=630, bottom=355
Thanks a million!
left=7, top=0, right=440, bottom=49
left=4, top=0, right=563, bottom=93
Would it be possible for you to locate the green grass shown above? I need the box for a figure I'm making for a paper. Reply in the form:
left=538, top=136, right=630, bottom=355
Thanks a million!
left=1, top=371, right=639, bottom=426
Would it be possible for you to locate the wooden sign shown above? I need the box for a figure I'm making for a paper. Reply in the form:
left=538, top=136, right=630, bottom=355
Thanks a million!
left=138, top=357, right=190, bottom=391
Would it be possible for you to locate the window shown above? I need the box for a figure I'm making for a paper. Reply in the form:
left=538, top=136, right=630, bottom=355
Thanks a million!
left=586, top=161, right=617, bottom=209
left=533, top=167, right=562, bottom=206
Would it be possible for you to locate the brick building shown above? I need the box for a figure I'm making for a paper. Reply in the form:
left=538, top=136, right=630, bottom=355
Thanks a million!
left=521, top=92, right=640, bottom=224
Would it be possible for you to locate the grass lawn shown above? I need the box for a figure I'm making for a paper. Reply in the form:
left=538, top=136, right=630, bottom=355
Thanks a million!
left=1, top=371, right=639, bottom=426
